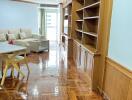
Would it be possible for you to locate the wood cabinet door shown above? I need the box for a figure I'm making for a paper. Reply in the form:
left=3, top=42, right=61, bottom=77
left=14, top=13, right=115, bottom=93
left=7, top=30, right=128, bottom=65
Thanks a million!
left=73, top=41, right=77, bottom=64
left=80, top=47, right=86, bottom=71
left=76, top=44, right=81, bottom=68
left=85, top=51, right=94, bottom=81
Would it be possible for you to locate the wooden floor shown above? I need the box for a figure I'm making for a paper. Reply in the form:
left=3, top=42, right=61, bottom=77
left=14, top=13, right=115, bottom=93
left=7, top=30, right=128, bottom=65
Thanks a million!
left=0, top=42, right=103, bottom=100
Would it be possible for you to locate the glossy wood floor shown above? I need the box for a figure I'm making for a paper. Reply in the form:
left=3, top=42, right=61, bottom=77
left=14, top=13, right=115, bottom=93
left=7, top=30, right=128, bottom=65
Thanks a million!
left=0, top=42, right=103, bottom=100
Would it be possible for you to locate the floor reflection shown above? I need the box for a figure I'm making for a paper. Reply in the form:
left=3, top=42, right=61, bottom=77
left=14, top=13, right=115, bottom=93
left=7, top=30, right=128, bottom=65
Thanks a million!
left=0, top=41, right=102, bottom=100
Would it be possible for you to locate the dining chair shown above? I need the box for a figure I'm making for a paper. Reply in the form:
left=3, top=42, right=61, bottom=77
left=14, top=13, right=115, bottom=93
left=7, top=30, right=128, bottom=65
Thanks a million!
left=1, top=50, right=30, bottom=86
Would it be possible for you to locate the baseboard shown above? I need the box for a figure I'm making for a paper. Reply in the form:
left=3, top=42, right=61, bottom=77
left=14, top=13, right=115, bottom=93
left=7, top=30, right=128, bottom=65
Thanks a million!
left=97, top=87, right=110, bottom=100
left=102, top=91, right=110, bottom=100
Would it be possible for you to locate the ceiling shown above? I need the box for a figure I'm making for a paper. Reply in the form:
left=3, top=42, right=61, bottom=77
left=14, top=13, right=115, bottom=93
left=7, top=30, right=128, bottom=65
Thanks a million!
left=12, top=0, right=62, bottom=4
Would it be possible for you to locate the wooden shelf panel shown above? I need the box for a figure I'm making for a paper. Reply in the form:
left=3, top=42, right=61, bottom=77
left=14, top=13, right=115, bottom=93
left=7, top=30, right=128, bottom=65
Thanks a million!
left=84, top=16, right=99, bottom=20
left=76, top=21, right=83, bottom=30
left=84, top=1, right=100, bottom=9
left=63, top=0, right=72, bottom=8
left=77, top=0, right=84, bottom=5
left=83, top=33, right=97, bottom=49
left=76, top=29, right=83, bottom=33
left=74, top=39, right=82, bottom=45
left=75, top=30, right=83, bottom=41
left=85, top=0, right=100, bottom=6
left=76, top=8, right=83, bottom=19
left=83, top=19, right=99, bottom=33
left=76, top=7, right=84, bottom=12
left=74, top=39, right=99, bottom=55
left=83, top=32, right=97, bottom=37
left=81, top=44, right=98, bottom=55
left=76, top=19, right=84, bottom=22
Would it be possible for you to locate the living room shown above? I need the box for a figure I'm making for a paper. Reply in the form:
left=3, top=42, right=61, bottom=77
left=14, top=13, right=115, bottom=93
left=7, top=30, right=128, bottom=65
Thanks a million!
left=0, top=0, right=132, bottom=100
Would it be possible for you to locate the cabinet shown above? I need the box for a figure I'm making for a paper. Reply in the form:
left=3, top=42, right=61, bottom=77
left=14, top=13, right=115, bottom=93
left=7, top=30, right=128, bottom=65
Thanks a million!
left=61, top=0, right=73, bottom=58
left=73, top=40, right=100, bottom=90
left=73, top=0, right=101, bottom=52
left=62, top=0, right=103, bottom=91
left=73, top=40, right=81, bottom=67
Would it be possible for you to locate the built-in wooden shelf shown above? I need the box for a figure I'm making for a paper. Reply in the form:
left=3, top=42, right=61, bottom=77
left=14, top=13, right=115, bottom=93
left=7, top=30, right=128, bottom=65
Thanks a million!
left=76, top=19, right=83, bottom=22
left=74, top=39, right=99, bottom=55
left=83, top=32, right=97, bottom=37
left=76, top=29, right=83, bottom=33
left=74, top=39, right=82, bottom=45
left=82, top=44, right=98, bottom=55
left=63, top=0, right=72, bottom=8
left=84, top=16, right=99, bottom=20
left=76, top=7, right=84, bottom=12
left=84, top=1, right=100, bottom=9
left=77, top=0, right=84, bottom=5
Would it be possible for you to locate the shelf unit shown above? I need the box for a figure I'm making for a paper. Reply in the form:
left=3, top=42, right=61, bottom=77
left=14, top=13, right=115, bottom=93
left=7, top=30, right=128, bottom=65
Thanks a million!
left=61, top=0, right=104, bottom=92
left=61, top=0, right=73, bottom=58
left=72, top=0, right=102, bottom=92
left=73, top=0, right=100, bottom=52
left=63, top=2, right=72, bottom=37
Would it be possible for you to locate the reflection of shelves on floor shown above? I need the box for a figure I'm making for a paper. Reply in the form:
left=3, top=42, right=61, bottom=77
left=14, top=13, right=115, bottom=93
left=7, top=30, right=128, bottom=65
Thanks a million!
left=84, top=1, right=100, bottom=9
left=84, top=16, right=99, bottom=20
left=83, top=32, right=97, bottom=37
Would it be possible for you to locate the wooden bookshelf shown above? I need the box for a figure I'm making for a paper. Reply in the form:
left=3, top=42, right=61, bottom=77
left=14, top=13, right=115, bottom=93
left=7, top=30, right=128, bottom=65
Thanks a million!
left=63, top=2, right=72, bottom=37
left=62, top=0, right=104, bottom=91
left=70, top=0, right=103, bottom=91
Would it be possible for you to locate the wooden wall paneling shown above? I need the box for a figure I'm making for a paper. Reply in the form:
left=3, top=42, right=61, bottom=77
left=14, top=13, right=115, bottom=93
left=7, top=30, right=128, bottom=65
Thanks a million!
left=96, top=0, right=113, bottom=90
left=103, top=58, right=132, bottom=100
left=127, top=80, right=132, bottom=100
left=92, top=54, right=100, bottom=91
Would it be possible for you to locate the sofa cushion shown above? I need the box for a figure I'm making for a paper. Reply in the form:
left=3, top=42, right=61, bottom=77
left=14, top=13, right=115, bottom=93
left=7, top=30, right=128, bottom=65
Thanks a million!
left=8, top=29, right=20, bottom=39
left=20, top=28, right=32, bottom=38
left=19, top=32, right=28, bottom=39
left=7, top=34, right=17, bottom=40
left=0, top=33, right=6, bottom=42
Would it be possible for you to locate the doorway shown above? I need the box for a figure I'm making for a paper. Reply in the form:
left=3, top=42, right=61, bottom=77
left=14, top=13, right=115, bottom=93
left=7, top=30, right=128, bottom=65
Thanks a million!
left=39, top=7, right=60, bottom=42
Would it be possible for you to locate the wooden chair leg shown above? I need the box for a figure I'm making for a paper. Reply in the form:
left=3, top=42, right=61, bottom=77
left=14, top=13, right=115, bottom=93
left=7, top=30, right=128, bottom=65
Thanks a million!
left=25, top=58, right=30, bottom=73
left=1, top=61, right=9, bottom=86
left=2, top=61, right=4, bottom=77
left=17, top=63, right=20, bottom=78
left=12, top=63, right=25, bottom=77
left=11, top=67, right=14, bottom=78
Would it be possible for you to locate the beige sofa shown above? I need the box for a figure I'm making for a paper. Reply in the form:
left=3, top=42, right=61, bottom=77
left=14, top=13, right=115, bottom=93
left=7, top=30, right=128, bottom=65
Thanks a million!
left=0, top=28, right=49, bottom=53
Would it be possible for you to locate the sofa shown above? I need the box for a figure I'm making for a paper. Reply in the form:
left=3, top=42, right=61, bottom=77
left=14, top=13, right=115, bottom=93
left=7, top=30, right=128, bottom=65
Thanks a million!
left=0, top=28, right=49, bottom=53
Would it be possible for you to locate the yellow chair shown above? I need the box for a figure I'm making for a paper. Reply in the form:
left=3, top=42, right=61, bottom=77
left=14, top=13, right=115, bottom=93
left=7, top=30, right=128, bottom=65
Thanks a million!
left=1, top=51, right=30, bottom=86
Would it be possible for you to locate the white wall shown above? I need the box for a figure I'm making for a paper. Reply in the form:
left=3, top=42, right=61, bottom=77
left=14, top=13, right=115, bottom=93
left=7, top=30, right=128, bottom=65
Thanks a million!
left=108, top=0, right=132, bottom=70
left=0, top=0, right=38, bottom=33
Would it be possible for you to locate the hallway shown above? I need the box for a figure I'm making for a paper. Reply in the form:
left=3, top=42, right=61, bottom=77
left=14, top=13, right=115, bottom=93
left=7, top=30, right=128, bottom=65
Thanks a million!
left=0, top=42, right=102, bottom=100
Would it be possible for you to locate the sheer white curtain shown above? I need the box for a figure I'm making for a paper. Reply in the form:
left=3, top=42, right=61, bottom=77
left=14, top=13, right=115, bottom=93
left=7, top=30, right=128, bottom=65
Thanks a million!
left=39, top=8, right=46, bottom=39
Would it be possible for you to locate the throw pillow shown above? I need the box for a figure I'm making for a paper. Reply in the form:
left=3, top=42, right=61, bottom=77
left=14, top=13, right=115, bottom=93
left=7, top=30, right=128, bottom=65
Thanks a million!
left=20, top=29, right=32, bottom=38
left=8, top=40, right=14, bottom=44
left=0, top=33, right=6, bottom=42
left=8, top=29, right=20, bottom=39
left=19, top=32, right=27, bottom=39
left=7, top=34, right=17, bottom=40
